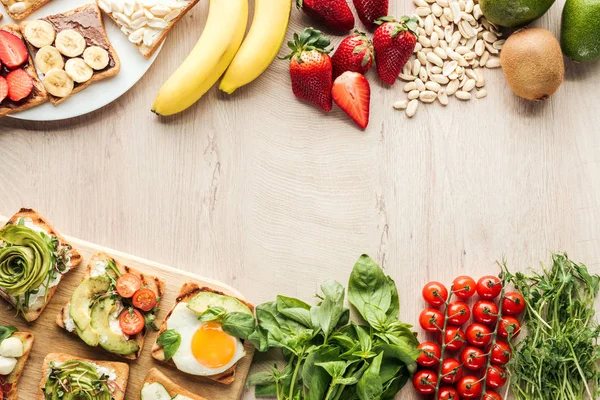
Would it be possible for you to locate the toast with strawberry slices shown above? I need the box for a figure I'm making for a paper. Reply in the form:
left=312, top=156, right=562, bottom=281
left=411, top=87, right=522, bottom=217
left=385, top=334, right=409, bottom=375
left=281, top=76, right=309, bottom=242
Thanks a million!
left=0, top=25, right=48, bottom=118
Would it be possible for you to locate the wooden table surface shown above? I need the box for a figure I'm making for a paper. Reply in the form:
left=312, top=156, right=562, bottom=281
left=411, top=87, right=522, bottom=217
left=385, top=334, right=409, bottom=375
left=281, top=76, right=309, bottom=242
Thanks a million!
left=1, top=0, right=599, bottom=398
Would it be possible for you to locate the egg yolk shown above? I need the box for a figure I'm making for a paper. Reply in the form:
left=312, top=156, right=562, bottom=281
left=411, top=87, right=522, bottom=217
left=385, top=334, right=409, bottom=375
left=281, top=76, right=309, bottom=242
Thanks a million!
left=191, top=321, right=236, bottom=368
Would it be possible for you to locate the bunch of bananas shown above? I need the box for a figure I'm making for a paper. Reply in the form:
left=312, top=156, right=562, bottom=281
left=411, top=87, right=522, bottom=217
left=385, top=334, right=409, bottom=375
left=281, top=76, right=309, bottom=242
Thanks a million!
left=152, top=0, right=292, bottom=116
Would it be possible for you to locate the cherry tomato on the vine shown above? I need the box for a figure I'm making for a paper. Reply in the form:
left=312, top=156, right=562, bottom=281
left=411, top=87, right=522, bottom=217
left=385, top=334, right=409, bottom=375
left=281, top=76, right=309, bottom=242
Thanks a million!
left=447, top=301, right=471, bottom=326
left=442, top=325, right=466, bottom=351
left=440, top=358, right=463, bottom=384
left=412, top=370, right=438, bottom=395
left=417, top=342, right=441, bottom=367
left=486, top=364, right=507, bottom=389
left=488, top=341, right=512, bottom=365
left=502, top=291, right=526, bottom=315
left=419, top=308, right=444, bottom=332
left=476, top=275, right=502, bottom=299
left=438, top=387, right=459, bottom=400
left=422, top=281, right=449, bottom=307
left=460, top=346, right=487, bottom=370
left=457, top=376, right=482, bottom=399
left=466, top=323, right=492, bottom=347
left=452, top=276, right=477, bottom=299
left=483, top=390, right=503, bottom=400
left=473, top=300, right=499, bottom=325
left=498, top=316, right=521, bottom=339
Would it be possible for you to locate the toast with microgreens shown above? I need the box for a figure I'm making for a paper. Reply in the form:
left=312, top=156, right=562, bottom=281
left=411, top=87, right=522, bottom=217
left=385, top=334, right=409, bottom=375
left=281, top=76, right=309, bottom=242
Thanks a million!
left=141, top=368, right=208, bottom=400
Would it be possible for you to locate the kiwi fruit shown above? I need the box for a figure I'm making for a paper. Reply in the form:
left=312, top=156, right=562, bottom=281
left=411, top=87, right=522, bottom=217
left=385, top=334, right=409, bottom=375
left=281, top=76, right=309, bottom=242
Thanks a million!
left=501, top=27, right=565, bottom=101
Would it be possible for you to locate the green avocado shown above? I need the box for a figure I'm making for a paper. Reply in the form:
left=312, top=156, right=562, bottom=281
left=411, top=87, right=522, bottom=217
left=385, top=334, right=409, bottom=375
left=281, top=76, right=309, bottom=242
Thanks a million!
left=90, top=297, right=140, bottom=356
left=187, top=291, right=252, bottom=315
left=479, top=0, right=556, bottom=27
left=43, top=360, right=111, bottom=400
left=70, top=276, right=111, bottom=332
left=561, top=0, right=600, bottom=61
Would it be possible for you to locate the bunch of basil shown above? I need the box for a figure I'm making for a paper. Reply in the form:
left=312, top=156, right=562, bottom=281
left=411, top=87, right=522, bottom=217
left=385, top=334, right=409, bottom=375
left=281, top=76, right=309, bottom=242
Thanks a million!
left=245, top=254, right=420, bottom=400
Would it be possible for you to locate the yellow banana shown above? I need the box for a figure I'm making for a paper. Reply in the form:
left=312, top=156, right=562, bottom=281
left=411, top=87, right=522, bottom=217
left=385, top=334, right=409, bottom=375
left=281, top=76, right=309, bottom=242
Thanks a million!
left=219, top=0, right=292, bottom=94
left=152, top=0, right=248, bottom=116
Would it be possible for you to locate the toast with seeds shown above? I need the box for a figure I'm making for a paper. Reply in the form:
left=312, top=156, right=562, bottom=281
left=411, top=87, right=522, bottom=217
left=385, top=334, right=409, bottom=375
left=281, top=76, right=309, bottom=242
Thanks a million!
left=57, top=252, right=165, bottom=360
left=0, top=208, right=81, bottom=321
left=0, top=330, right=34, bottom=400
left=141, top=368, right=208, bottom=400
left=37, top=353, right=129, bottom=400
left=20, top=3, right=120, bottom=106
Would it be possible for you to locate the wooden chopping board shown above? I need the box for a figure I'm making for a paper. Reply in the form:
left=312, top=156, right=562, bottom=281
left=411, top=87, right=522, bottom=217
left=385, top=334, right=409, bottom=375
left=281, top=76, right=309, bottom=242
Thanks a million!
left=0, top=215, right=255, bottom=400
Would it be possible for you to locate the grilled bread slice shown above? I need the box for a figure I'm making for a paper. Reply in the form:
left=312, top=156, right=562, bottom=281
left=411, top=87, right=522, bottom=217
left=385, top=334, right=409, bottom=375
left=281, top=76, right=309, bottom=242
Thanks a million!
left=1, top=331, right=34, bottom=400
left=142, top=368, right=208, bottom=400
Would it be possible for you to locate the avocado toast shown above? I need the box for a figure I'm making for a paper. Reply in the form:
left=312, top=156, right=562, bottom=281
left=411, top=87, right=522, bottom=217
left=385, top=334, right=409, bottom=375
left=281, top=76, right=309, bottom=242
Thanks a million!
left=37, top=353, right=129, bottom=400
left=57, top=252, right=165, bottom=360
left=0, top=327, right=34, bottom=400
left=0, top=208, right=81, bottom=322
left=141, top=368, right=207, bottom=400
left=151, top=283, right=255, bottom=385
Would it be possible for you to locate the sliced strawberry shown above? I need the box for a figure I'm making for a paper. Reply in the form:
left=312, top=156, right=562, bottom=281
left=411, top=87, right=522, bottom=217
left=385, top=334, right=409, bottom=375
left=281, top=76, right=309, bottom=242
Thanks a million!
left=0, top=76, right=7, bottom=103
left=6, top=69, right=33, bottom=102
left=0, top=31, right=29, bottom=69
left=332, top=71, right=370, bottom=129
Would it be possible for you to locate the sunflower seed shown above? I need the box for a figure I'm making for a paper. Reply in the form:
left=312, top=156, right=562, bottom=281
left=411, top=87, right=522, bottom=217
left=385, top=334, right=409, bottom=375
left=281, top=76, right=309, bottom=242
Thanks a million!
left=416, top=6, right=432, bottom=15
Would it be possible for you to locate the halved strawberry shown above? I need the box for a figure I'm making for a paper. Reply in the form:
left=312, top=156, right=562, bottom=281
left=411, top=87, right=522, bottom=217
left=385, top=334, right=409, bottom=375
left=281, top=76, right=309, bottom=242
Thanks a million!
left=0, top=31, right=29, bottom=70
left=0, top=76, right=7, bottom=103
left=332, top=71, right=370, bottom=129
left=6, top=69, right=33, bottom=101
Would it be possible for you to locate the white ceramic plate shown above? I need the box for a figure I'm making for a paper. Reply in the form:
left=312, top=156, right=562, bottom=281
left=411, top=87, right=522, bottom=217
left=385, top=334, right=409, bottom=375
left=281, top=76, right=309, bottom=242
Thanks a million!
left=2, top=0, right=162, bottom=121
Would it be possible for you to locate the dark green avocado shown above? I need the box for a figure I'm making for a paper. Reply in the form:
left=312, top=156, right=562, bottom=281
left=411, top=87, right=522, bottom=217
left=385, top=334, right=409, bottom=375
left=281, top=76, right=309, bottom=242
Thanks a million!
left=561, top=0, right=600, bottom=61
left=479, top=0, right=556, bottom=27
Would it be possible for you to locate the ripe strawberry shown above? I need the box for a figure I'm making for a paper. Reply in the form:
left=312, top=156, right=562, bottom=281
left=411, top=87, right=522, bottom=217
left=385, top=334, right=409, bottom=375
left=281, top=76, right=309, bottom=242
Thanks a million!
left=6, top=69, right=33, bottom=102
left=0, top=76, right=7, bottom=103
left=0, top=31, right=29, bottom=70
left=283, top=28, right=333, bottom=112
left=332, top=71, right=370, bottom=129
left=353, top=0, right=389, bottom=29
left=373, top=16, right=418, bottom=85
left=331, top=31, right=374, bottom=79
left=297, top=0, right=355, bottom=32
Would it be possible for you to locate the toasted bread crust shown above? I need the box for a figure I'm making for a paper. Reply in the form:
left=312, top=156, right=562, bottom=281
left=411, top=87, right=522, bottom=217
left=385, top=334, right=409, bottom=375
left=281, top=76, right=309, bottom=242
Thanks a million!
left=0, top=25, right=48, bottom=118
left=0, top=0, right=51, bottom=20
left=0, top=208, right=81, bottom=322
left=151, top=283, right=255, bottom=385
left=3, top=331, right=34, bottom=400
left=143, top=368, right=208, bottom=400
left=37, top=353, right=129, bottom=400
left=20, top=4, right=121, bottom=106
left=57, top=252, right=165, bottom=360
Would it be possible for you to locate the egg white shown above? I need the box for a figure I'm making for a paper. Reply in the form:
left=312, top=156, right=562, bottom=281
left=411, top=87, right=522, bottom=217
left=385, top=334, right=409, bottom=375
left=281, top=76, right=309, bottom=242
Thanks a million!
left=167, top=302, right=245, bottom=376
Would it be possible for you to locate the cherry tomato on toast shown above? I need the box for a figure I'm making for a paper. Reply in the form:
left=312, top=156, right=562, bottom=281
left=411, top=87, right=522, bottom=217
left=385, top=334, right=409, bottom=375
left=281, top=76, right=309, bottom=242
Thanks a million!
left=115, top=273, right=142, bottom=298
left=132, top=288, right=157, bottom=312
left=119, top=308, right=144, bottom=335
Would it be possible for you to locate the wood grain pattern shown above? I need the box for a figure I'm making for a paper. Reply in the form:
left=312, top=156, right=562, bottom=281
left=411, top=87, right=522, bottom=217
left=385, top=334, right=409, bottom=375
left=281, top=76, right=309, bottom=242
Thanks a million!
left=0, top=216, right=255, bottom=400
left=0, top=0, right=599, bottom=399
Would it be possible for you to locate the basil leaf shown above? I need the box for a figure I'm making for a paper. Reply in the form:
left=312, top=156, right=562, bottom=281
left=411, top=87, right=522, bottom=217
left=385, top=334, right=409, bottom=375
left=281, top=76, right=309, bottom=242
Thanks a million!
left=277, top=295, right=311, bottom=310
left=0, top=326, right=17, bottom=343
left=315, top=361, right=348, bottom=378
left=354, top=324, right=372, bottom=357
left=254, top=383, right=277, bottom=397
left=157, top=329, right=181, bottom=361
left=222, top=312, right=256, bottom=340
left=248, top=325, right=270, bottom=352
left=348, top=255, right=392, bottom=323
left=277, top=295, right=313, bottom=327
left=363, top=304, right=388, bottom=331
left=373, top=342, right=420, bottom=374
left=386, top=276, right=400, bottom=320
left=311, top=280, right=345, bottom=339
left=303, top=346, right=339, bottom=400
left=356, top=352, right=384, bottom=400
left=198, top=306, right=226, bottom=322
left=247, top=371, right=276, bottom=387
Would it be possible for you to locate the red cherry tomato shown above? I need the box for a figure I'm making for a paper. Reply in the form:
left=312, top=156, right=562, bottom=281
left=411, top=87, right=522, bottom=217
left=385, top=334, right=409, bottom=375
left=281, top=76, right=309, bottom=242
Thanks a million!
left=486, top=365, right=507, bottom=389
left=502, top=292, right=526, bottom=315
left=457, top=376, right=482, bottom=399
left=422, top=281, right=449, bottom=307
left=132, top=288, right=157, bottom=312
left=498, top=316, right=521, bottom=339
left=442, top=325, right=466, bottom=351
left=417, top=342, right=441, bottom=367
left=473, top=300, right=499, bottom=325
left=115, top=273, right=142, bottom=298
left=119, top=308, right=144, bottom=335
left=460, top=346, right=487, bottom=370
left=484, top=390, right=503, bottom=400
left=488, top=341, right=512, bottom=365
left=452, top=276, right=477, bottom=299
left=447, top=301, right=471, bottom=325
left=466, top=323, right=492, bottom=347
left=440, top=358, right=463, bottom=384
left=438, top=387, right=459, bottom=400
left=476, top=275, right=502, bottom=299
left=412, top=370, right=438, bottom=395
left=419, top=308, right=444, bottom=332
